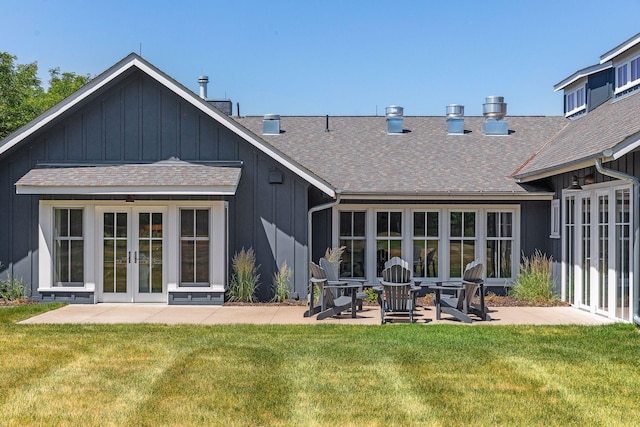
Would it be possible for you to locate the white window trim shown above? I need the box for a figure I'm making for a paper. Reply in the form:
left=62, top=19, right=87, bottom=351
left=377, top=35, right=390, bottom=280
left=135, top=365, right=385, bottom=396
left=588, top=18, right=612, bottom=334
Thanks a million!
left=565, top=85, right=586, bottom=117
left=550, top=199, right=560, bottom=238
left=615, top=54, right=640, bottom=93
left=333, top=204, right=520, bottom=285
left=484, top=209, right=517, bottom=280
left=38, top=200, right=227, bottom=299
left=411, top=209, right=442, bottom=280
left=447, top=208, right=479, bottom=280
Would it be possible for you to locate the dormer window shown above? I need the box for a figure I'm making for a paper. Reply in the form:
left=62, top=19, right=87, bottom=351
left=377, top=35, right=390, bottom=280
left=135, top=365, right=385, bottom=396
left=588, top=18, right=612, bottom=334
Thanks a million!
left=565, top=85, right=586, bottom=116
left=615, top=55, right=640, bottom=93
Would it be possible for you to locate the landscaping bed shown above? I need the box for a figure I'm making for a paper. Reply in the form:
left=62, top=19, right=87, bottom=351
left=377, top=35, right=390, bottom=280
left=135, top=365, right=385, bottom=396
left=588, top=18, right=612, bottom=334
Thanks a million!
left=223, top=294, right=569, bottom=307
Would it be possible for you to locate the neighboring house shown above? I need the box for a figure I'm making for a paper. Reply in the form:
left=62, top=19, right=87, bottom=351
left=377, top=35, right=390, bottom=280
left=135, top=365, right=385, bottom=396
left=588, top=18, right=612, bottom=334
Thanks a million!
left=1, top=33, right=640, bottom=325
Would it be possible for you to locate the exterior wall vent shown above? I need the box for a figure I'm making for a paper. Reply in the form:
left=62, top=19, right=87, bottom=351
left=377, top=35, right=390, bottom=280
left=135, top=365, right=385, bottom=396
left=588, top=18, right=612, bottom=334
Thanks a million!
left=263, top=114, right=281, bottom=135
left=482, top=96, right=509, bottom=135
left=446, top=104, right=465, bottom=134
left=385, top=105, right=403, bottom=134
left=198, top=75, right=209, bottom=100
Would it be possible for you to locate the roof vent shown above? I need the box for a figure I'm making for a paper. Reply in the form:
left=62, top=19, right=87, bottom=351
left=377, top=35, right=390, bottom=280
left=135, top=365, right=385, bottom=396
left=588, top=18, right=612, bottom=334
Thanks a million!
left=198, top=75, right=209, bottom=100
left=482, top=96, right=509, bottom=135
left=483, top=96, right=507, bottom=119
left=446, top=104, right=465, bottom=134
left=385, top=105, right=403, bottom=134
left=263, top=114, right=281, bottom=135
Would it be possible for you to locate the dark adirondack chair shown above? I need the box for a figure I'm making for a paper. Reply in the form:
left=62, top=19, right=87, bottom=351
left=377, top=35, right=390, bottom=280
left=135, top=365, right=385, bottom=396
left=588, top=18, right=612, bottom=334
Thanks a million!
left=435, top=260, right=491, bottom=323
left=376, top=257, right=421, bottom=324
left=307, top=261, right=354, bottom=320
left=319, top=257, right=365, bottom=311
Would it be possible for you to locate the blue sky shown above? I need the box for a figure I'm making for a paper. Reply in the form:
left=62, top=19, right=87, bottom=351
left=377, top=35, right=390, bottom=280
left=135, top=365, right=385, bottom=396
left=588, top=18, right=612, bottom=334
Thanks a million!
left=2, top=0, right=640, bottom=117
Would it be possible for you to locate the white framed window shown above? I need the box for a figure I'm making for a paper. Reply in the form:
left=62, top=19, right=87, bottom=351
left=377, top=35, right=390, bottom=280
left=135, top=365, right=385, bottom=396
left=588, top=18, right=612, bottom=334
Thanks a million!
left=448, top=210, right=477, bottom=279
left=335, top=204, right=519, bottom=283
left=375, top=210, right=403, bottom=276
left=338, top=211, right=366, bottom=278
left=486, top=211, right=514, bottom=279
left=412, top=210, right=440, bottom=279
left=565, top=85, right=586, bottom=116
left=550, top=199, right=560, bottom=238
left=53, top=208, right=84, bottom=286
left=180, top=209, right=210, bottom=286
left=616, top=54, right=640, bottom=93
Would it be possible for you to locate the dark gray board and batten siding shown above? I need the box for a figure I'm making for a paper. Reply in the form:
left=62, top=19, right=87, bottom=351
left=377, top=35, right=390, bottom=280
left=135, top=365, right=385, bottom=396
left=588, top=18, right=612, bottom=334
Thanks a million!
left=0, top=69, right=310, bottom=302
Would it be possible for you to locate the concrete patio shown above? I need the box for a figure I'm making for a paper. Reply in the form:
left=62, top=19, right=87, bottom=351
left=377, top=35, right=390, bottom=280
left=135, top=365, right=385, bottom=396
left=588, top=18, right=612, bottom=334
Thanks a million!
left=19, top=303, right=619, bottom=326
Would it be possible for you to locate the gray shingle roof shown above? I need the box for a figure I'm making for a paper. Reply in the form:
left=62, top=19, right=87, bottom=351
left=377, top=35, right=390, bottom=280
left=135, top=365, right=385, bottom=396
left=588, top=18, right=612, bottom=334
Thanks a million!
left=515, top=91, right=640, bottom=179
left=16, top=159, right=241, bottom=195
left=234, top=115, right=567, bottom=196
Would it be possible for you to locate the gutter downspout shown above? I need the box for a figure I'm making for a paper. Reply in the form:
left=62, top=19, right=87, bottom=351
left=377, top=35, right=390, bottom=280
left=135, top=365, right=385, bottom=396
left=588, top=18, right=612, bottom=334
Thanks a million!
left=306, top=190, right=341, bottom=298
left=595, top=156, right=640, bottom=325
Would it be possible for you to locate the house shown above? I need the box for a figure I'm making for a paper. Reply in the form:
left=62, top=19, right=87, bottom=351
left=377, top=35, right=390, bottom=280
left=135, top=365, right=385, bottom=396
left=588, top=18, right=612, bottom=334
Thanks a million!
left=1, top=33, right=639, bottom=325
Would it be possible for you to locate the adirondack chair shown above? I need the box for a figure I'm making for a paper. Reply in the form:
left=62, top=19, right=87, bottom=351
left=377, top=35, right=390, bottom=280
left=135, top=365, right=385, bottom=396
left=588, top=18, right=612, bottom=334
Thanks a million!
left=376, top=257, right=421, bottom=324
left=434, top=260, right=491, bottom=323
left=319, top=257, right=365, bottom=311
left=307, top=261, right=355, bottom=320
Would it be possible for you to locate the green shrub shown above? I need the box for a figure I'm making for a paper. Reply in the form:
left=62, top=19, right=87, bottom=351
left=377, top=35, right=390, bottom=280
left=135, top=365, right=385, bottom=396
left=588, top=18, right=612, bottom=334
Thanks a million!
left=0, top=275, right=30, bottom=301
left=510, top=250, right=558, bottom=302
left=271, top=261, right=291, bottom=302
left=363, top=287, right=379, bottom=303
left=228, top=247, right=260, bottom=302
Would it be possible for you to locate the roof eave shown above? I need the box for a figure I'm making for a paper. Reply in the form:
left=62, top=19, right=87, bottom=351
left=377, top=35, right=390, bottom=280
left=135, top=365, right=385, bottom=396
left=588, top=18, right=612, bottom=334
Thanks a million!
left=600, top=32, right=640, bottom=64
left=554, top=62, right=613, bottom=92
left=15, top=185, right=238, bottom=196
left=515, top=158, right=599, bottom=183
left=338, top=191, right=555, bottom=201
left=516, top=130, right=640, bottom=182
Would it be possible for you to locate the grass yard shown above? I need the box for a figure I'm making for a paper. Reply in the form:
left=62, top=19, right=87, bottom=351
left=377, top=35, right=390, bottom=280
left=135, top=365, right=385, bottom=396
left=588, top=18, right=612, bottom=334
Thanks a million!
left=1, top=304, right=639, bottom=426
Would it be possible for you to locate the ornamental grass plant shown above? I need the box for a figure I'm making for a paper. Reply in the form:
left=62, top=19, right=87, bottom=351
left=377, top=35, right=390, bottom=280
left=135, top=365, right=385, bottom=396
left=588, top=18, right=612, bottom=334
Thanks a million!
left=228, top=247, right=260, bottom=302
left=510, top=250, right=558, bottom=302
left=271, top=261, right=291, bottom=302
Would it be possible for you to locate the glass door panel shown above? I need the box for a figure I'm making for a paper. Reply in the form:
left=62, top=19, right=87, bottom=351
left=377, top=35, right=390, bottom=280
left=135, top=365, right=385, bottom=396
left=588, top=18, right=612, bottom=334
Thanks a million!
left=564, top=197, right=576, bottom=304
left=137, top=211, right=164, bottom=296
left=580, top=197, right=591, bottom=308
left=103, top=212, right=129, bottom=295
left=615, top=189, right=631, bottom=320
left=597, top=194, right=609, bottom=313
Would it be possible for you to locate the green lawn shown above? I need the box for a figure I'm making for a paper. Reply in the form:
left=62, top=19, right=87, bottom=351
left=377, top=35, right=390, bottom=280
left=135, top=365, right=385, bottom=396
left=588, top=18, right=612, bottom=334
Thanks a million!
left=1, top=304, right=639, bottom=426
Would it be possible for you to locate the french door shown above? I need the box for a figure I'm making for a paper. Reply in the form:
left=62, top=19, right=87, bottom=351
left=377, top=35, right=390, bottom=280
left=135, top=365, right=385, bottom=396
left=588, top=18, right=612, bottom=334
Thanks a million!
left=564, top=185, right=632, bottom=320
left=98, top=207, right=167, bottom=302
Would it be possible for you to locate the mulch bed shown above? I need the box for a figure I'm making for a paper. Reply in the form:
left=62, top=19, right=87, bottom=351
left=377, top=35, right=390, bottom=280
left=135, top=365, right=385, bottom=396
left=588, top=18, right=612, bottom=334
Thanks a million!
left=2, top=296, right=569, bottom=308
left=0, top=299, right=38, bottom=306
left=223, top=295, right=569, bottom=308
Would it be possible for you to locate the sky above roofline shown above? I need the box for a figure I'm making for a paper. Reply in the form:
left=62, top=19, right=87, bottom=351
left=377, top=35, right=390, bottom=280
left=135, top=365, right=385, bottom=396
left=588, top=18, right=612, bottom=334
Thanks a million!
left=3, top=0, right=640, bottom=117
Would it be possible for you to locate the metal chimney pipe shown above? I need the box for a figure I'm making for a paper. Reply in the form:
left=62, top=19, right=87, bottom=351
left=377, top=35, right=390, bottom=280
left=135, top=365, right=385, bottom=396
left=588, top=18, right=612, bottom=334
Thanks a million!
left=198, top=75, right=209, bottom=100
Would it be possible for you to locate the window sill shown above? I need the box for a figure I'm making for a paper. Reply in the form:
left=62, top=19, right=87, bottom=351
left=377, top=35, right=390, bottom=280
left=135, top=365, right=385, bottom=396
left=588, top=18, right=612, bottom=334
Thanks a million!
left=171, top=284, right=225, bottom=293
left=564, top=106, right=586, bottom=117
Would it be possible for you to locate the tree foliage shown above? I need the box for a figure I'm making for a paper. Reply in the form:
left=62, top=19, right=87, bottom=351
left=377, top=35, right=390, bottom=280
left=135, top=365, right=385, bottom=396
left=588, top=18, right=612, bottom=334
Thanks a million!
left=0, top=52, right=91, bottom=139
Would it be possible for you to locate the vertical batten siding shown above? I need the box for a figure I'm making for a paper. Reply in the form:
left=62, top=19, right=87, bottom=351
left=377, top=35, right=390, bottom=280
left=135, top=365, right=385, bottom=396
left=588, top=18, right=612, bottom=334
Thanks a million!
left=0, top=69, right=312, bottom=301
left=519, top=200, right=552, bottom=257
left=123, top=79, right=140, bottom=161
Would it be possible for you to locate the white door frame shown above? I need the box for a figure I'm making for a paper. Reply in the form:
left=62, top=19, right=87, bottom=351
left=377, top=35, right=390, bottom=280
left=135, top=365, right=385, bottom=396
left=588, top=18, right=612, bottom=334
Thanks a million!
left=96, top=206, right=168, bottom=303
